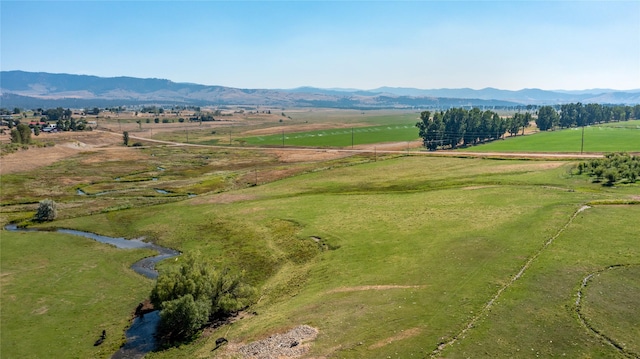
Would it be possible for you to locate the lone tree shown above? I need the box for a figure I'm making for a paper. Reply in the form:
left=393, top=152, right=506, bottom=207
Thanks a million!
left=34, top=199, right=58, bottom=222
left=123, top=131, right=129, bottom=146
left=150, top=253, right=256, bottom=344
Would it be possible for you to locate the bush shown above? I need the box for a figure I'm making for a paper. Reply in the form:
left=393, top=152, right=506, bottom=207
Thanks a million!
left=34, top=199, right=57, bottom=222
left=150, top=253, right=256, bottom=343
left=158, top=294, right=210, bottom=340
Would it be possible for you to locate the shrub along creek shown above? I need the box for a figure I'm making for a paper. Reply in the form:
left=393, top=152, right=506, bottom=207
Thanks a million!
left=5, top=224, right=180, bottom=359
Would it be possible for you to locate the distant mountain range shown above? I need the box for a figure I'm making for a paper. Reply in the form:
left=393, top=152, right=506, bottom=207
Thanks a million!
left=1, top=71, right=639, bottom=109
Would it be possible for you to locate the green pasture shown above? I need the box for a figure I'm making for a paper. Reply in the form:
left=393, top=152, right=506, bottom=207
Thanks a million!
left=465, top=120, right=640, bottom=153
left=145, top=111, right=421, bottom=146
left=580, top=264, right=640, bottom=356
left=449, top=205, right=640, bottom=358
left=0, top=231, right=155, bottom=359
left=9, top=154, right=634, bottom=358
left=241, top=122, right=420, bottom=147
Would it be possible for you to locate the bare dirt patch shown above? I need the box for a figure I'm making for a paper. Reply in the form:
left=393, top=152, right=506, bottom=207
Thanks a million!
left=353, top=140, right=423, bottom=152
left=219, top=325, right=319, bottom=359
left=368, top=327, right=422, bottom=350
left=32, top=306, right=49, bottom=315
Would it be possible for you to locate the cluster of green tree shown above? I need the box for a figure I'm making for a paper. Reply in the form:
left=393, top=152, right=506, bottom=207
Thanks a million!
left=140, top=106, right=164, bottom=114
left=150, top=253, right=256, bottom=344
left=189, top=113, right=216, bottom=122
left=536, top=103, right=640, bottom=131
left=0, top=107, right=22, bottom=115
left=172, top=105, right=201, bottom=111
left=41, top=107, right=73, bottom=121
left=104, top=106, right=127, bottom=113
left=576, top=152, right=640, bottom=185
left=55, top=118, right=88, bottom=131
left=416, top=108, right=525, bottom=150
left=85, top=107, right=101, bottom=115
left=10, top=123, right=32, bottom=144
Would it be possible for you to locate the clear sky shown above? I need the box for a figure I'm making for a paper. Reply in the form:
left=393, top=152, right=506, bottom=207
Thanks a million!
left=2, top=1, right=639, bottom=91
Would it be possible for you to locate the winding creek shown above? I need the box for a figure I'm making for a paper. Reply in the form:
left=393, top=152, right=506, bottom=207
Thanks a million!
left=5, top=224, right=180, bottom=358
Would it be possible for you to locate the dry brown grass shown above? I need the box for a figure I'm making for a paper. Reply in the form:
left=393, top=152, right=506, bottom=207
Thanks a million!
left=0, top=131, right=136, bottom=175
left=264, top=149, right=352, bottom=163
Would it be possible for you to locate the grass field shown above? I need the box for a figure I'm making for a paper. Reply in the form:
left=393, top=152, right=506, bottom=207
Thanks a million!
left=241, top=122, right=420, bottom=147
left=1, top=116, right=639, bottom=358
left=465, top=120, right=640, bottom=153
left=5, top=154, right=636, bottom=358
left=0, top=231, right=155, bottom=359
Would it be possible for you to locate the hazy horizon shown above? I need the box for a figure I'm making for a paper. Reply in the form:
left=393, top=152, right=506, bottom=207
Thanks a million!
left=2, top=1, right=639, bottom=91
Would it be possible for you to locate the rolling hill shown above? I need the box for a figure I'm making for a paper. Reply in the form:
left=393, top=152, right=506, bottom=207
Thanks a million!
left=1, top=70, right=639, bottom=109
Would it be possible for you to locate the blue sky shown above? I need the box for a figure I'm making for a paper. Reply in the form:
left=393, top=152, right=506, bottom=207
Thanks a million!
left=2, top=1, right=639, bottom=90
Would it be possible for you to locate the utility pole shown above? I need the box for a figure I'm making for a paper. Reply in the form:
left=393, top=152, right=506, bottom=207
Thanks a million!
left=580, top=125, right=585, bottom=154
left=351, top=127, right=354, bottom=149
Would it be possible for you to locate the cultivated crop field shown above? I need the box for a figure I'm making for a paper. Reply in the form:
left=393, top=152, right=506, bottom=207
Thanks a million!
left=242, top=122, right=419, bottom=147
left=1, top=111, right=639, bottom=359
left=143, top=110, right=421, bottom=147
left=465, top=120, right=640, bottom=153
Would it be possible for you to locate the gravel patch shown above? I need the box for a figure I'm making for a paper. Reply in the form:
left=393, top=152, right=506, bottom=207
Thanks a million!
left=237, top=325, right=318, bottom=359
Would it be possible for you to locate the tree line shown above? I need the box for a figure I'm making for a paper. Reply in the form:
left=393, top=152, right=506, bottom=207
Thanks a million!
left=536, top=103, right=640, bottom=131
left=417, top=103, right=640, bottom=150
left=416, top=108, right=523, bottom=150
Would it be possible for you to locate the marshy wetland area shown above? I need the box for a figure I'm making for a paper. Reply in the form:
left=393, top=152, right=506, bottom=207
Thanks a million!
left=1, top=110, right=639, bottom=359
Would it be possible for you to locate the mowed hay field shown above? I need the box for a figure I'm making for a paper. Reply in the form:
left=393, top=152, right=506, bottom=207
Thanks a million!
left=465, top=120, right=640, bottom=153
left=8, top=153, right=637, bottom=358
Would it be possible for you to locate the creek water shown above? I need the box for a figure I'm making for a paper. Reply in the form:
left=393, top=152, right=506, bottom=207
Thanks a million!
left=4, top=224, right=180, bottom=358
